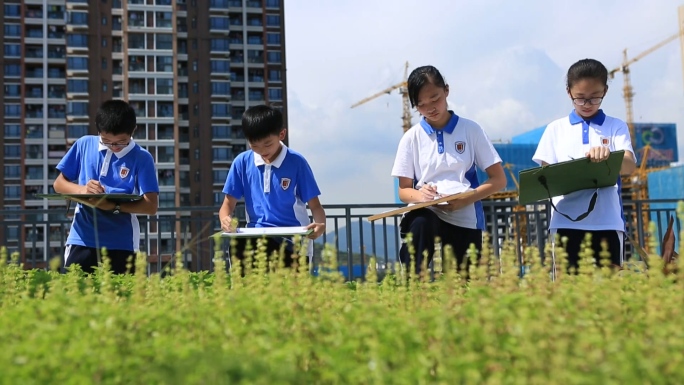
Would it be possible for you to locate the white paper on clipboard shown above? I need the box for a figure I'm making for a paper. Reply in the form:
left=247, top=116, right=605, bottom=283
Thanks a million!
left=220, top=226, right=313, bottom=238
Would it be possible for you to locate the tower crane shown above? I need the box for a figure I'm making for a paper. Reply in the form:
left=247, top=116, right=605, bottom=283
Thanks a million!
left=608, top=28, right=684, bottom=148
left=611, top=6, right=684, bottom=257
left=350, top=61, right=413, bottom=133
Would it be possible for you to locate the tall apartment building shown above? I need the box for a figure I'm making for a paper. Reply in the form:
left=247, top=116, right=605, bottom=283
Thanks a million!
left=0, top=0, right=288, bottom=270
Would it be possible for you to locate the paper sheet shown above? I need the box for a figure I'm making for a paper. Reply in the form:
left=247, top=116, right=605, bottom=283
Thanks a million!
left=219, top=226, right=313, bottom=238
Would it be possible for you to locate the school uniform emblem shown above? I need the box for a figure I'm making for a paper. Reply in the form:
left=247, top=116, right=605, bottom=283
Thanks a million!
left=600, top=136, right=610, bottom=147
left=119, top=165, right=130, bottom=179
left=281, top=178, right=291, bottom=190
left=455, top=141, right=466, bottom=154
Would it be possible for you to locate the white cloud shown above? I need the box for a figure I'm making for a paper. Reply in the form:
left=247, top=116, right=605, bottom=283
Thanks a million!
left=285, top=0, right=684, bottom=204
left=473, top=99, right=537, bottom=141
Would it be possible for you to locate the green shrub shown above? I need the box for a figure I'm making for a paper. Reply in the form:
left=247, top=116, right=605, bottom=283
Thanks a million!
left=0, top=212, right=683, bottom=384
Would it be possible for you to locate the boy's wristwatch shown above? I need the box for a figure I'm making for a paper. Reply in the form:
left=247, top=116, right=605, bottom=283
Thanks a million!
left=112, top=204, right=121, bottom=215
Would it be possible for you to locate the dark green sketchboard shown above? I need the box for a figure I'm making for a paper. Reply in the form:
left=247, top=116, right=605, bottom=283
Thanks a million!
left=518, top=150, right=625, bottom=205
left=36, top=193, right=143, bottom=203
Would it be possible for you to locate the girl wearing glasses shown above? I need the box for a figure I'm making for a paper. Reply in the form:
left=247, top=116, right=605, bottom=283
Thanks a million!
left=532, top=58, right=637, bottom=273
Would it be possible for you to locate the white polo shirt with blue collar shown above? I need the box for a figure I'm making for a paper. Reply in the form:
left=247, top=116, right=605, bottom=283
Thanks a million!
left=57, top=135, right=159, bottom=251
left=532, top=109, right=636, bottom=231
left=391, top=111, right=502, bottom=230
left=223, top=143, right=321, bottom=228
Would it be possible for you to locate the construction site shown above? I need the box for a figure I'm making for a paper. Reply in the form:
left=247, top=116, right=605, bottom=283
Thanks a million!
left=350, top=6, right=684, bottom=259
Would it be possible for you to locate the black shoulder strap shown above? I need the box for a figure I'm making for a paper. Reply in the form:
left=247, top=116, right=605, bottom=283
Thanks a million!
left=538, top=175, right=598, bottom=222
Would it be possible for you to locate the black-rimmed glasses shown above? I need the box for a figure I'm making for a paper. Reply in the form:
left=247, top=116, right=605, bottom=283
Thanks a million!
left=571, top=97, right=603, bottom=106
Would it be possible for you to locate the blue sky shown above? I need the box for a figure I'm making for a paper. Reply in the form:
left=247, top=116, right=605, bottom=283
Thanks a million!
left=284, top=0, right=684, bottom=204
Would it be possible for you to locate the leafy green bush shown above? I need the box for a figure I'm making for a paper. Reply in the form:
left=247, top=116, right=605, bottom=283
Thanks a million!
left=0, top=210, right=683, bottom=384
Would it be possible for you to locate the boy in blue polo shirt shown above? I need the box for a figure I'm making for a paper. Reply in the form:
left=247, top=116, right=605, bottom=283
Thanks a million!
left=218, top=105, right=326, bottom=270
left=54, top=100, right=159, bottom=274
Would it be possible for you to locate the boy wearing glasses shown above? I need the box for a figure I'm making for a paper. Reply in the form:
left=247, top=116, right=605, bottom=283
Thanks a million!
left=54, top=100, right=159, bottom=274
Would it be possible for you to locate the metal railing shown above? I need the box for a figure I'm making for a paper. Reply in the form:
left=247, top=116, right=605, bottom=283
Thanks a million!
left=0, top=199, right=681, bottom=279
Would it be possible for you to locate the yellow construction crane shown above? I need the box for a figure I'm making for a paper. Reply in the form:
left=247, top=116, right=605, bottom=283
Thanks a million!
left=350, top=61, right=413, bottom=133
left=608, top=24, right=684, bottom=147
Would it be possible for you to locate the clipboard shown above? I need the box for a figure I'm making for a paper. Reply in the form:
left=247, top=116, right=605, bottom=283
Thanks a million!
left=214, top=226, right=313, bottom=238
left=367, top=190, right=477, bottom=222
left=37, top=193, right=143, bottom=202
left=518, top=150, right=624, bottom=206
left=37, top=193, right=143, bottom=212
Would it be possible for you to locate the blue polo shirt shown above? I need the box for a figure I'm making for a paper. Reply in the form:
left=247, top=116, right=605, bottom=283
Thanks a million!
left=223, top=144, right=321, bottom=227
left=57, top=135, right=159, bottom=251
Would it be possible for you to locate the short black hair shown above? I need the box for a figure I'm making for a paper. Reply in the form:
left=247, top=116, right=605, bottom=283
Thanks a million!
left=566, top=59, right=609, bottom=89
left=241, top=105, right=283, bottom=142
left=95, top=100, right=137, bottom=136
left=407, top=65, right=448, bottom=108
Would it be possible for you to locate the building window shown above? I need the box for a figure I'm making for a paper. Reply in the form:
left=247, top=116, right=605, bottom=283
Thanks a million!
left=5, top=125, right=21, bottom=139
left=67, top=34, right=89, bottom=48
left=266, top=33, right=281, bottom=45
left=212, top=147, right=232, bottom=161
left=159, top=192, right=175, bottom=208
left=157, top=102, right=174, bottom=118
left=211, top=104, right=229, bottom=117
left=4, top=44, right=21, bottom=57
left=193, top=82, right=199, bottom=94
left=268, top=88, right=282, bottom=101
left=265, top=0, right=280, bottom=8
left=211, top=82, right=230, bottom=96
left=268, top=69, right=281, bottom=82
left=156, top=12, right=173, bottom=28
left=4, top=24, right=21, bottom=37
left=128, top=33, right=145, bottom=49
left=193, top=60, right=198, bottom=71
left=213, top=170, right=228, bottom=183
left=210, top=17, right=230, bottom=30
left=266, top=14, right=280, bottom=26
left=4, top=84, right=21, bottom=97
left=267, top=51, right=281, bottom=63
left=4, top=105, right=21, bottom=118
left=102, top=57, right=107, bottom=70
left=68, top=125, right=88, bottom=138
left=4, top=186, right=21, bottom=199
left=4, top=145, right=21, bottom=158
left=102, top=37, right=107, bottom=47
left=102, top=16, right=107, bottom=25
left=212, top=126, right=230, bottom=138
left=210, top=38, right=229, bottom=52
left=4, top=4, right=21, bottom=17
left=156, top=34, right=173, bottom=50
left=156, top=56, right=173, bottom=72
left=68, top=12, right=89, bottom=25
left=211, top=60, right=230, bottom=73
left=67, top=57, right=89, bottom=71
left=4, top=165, right=21, bottom=178
left=4, top=64, right=20, bottom=77
left=67, top=79, right=89, bottom=93
left=157, top=79, right=173, bottom=95
left=67, top=102, right=89, bottom=116
left=102, top=81, right=108, bottom=92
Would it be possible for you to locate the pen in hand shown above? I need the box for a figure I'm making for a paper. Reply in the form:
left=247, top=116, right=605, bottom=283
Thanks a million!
left=420, top=183, right=441, bottom=201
